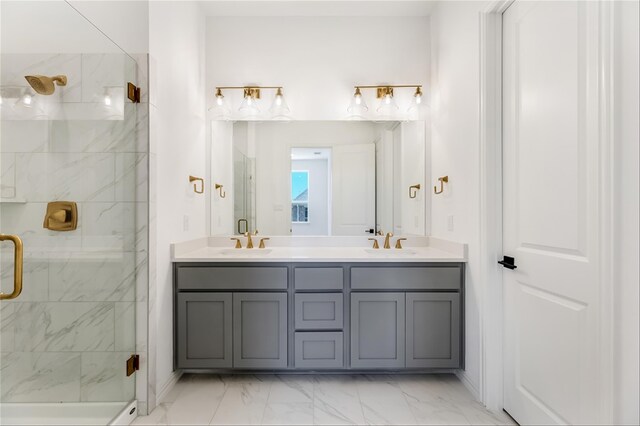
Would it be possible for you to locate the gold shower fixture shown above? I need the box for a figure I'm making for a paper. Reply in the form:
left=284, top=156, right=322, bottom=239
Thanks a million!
left=24, top=75, right=67, bottom=95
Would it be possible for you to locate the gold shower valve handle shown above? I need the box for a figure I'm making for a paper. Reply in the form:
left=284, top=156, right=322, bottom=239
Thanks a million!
left=434, top=175, right=449, bottom=194
left=43, top=201, right=77, bottom=231
left=189, top=175, right=204, bottom=194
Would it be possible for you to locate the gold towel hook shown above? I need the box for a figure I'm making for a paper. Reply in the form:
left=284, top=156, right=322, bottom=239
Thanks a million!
left=434, top=176, right=449, bottom=194
left=409, top=184, right=421, bottom=199
left=215, top=183, right=226, bottom=198
left=189, top=175, right=204, bottom=194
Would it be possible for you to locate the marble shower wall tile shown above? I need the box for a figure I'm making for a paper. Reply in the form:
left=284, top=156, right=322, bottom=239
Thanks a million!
left=1, top=153, right=16, bottom=198
left=0, top=203, right=82, bottom=249
left=1, top=303, right=16, bottom=352
left=81, top=54, right=127, bottom=104
left=80, top=202, right=137, bottom=251
left=48, top=254, right=135, bottom=302
left=14, top=302, right=115, bottom=352
left=80, top=351, right=135, bottom=402
left=49, top=105, right=140, bottom=153
left=0, top=254, right=49, bottom=302
left=0, top=351, right=81, bottom=402
left=115, top=153, right=148, bottom=202
left=0, top=120, right=50, bottom=153
left=15, top=152, right=115, bottom=202
left=115, top=301, right=136, bottom=351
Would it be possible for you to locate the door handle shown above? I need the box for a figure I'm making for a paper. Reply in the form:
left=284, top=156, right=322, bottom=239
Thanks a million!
left=0, top=234, right=23, bottom=300
left=498, top=255, right=517, bottom=270
left=237, top=218, right=248, bottom=235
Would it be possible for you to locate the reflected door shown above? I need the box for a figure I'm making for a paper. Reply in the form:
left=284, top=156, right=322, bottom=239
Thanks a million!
left=331, top=144, right=375, bottom=235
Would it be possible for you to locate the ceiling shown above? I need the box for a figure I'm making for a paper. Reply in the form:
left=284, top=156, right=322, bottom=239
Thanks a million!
left=199, top=1, right=434, bottom=17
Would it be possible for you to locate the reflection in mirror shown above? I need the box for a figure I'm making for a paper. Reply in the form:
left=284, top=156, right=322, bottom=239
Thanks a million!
left=211, top=121, right=427, bottom=237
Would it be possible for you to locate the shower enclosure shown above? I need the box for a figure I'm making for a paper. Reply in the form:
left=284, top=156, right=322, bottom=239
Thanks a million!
left=0, top=1, right=148, bottom=424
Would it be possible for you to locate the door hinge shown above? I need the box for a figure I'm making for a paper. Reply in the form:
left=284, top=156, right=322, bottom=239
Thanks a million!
left=127, top=82, right=141, bottom=103
left=126, top=354, right=140, bottom=376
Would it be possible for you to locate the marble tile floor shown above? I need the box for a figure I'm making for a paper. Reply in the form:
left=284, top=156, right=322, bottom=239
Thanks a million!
left=133, top=373, right=516, bottom=425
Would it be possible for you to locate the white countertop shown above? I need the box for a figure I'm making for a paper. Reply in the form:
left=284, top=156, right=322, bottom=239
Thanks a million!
left=171, top=236, right=466, bottom=263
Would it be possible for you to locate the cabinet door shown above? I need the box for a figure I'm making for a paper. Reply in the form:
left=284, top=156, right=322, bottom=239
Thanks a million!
left=177, top=292, right=232, bottom=368
left=233, top=292, right=288, bottom=368
left=406, top=292, right=460, bottom=368
left=351, top=292, right=405, bottom=369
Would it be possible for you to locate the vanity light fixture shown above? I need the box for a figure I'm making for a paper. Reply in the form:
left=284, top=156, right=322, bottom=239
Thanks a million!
left=212, top=86, right=290, bottom=120
left=349, top=84, right=423, bottom=119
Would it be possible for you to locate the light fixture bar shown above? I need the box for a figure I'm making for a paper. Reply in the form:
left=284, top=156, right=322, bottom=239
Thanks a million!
left=215, top=86, right=283, bottom=90
left=354, top=85, right=422, bottom=89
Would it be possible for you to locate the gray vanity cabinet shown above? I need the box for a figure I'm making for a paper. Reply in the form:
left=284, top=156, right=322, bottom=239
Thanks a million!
left=351, top=292, right=406, bottom=369
left=406, top=292, right=461, bottom=368
left=177, top=293, right=233, bottom=368
left=233, top=292, right=288, bottom=369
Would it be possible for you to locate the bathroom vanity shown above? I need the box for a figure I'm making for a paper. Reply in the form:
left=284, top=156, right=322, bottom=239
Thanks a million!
left=172, top=238, right=465, bottom=372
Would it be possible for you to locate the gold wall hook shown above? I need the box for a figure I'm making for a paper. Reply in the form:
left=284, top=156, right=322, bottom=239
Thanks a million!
left=215, top=183, right=226, bottom=198
left=434, top=176, right=449, bottom=194
left=409, top=184, right=421, bottom=199
left=189, top=175, right=204, bottom=194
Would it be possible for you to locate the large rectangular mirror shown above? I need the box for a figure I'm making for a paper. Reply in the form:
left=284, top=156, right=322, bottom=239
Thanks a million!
left=210, top=121, right=428, bottom=236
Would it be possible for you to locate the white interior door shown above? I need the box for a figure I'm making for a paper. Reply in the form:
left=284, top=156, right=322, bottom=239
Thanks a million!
left=503, top=1, right=604, bottom=424
left=332, top=144, right=375, bottom=235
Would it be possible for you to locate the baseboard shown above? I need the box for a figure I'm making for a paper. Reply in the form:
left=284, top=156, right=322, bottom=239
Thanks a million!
left=455, top=369, right=482, bottom=402
left=157, top=370, right=184, bottom=404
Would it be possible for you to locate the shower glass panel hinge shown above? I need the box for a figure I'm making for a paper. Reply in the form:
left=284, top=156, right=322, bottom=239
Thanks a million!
left=126, top=354, right=140, bottom=376
left=127, top=82, right=141, bottom=103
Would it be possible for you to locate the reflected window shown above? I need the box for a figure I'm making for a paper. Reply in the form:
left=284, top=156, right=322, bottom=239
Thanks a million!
left=291, top=170, right=309, bottom=223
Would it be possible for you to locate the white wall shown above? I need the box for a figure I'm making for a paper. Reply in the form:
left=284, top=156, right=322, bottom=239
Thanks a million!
left=292, top=159, right=329, bottom=235
left=613, top=1, right=639, bottom=423
left=149, top=0, right=206, bottom=403
left=429, top=0, right=486, bottom=399
left=205, top=16, right=429, bottom=120
left=68, top=0, right=149, bottom=55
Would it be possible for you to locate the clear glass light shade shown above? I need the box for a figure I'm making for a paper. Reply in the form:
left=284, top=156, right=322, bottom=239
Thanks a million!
left=407, top=88, right=424, bottom=119
left=238, top=94, right=261, bottom=118
left=347, top=88, right=368, bottom=119
left=376, top=93, right=399, bottom=119
left=270, top=89, right=291, bottom=120
left=209, top=91, right=231, bottom=120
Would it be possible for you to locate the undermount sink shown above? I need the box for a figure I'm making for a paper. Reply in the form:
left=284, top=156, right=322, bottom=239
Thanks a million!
left=220, top=249, right=273, bottom=256
left=364, top=248, right=417, bottom=256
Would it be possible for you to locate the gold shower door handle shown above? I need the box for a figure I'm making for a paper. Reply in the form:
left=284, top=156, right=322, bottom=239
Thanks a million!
left=0, top=234, right=23, bottom=300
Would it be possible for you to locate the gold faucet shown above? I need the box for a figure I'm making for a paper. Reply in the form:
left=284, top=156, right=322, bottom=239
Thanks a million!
left=230, top=237, right=242, bottom=249
left=244, top=230, right=258, bottom=249
left=395, top=238, right=407, bottom=249
left=244, top=232, right=254, bottom=249
left=368, top=238, right=380, bottom=249
left=383, top=232, right=393, bottom=249
left=259, top=237, right=270, bottom=249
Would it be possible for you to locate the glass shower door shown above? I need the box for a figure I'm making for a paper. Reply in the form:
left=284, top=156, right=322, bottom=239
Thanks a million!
left=0, top=1, right=145, bottom=424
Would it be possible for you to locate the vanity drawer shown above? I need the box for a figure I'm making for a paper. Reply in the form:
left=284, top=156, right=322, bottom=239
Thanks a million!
left=294, top=267, right=343, bottom=290
left=295, top=332, right=344, bottom=369
left=351, top=266, right=461, bottom=290
left=177, top=266, right=287, bottom=290
left=295, top=293, right=343, bottom=330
